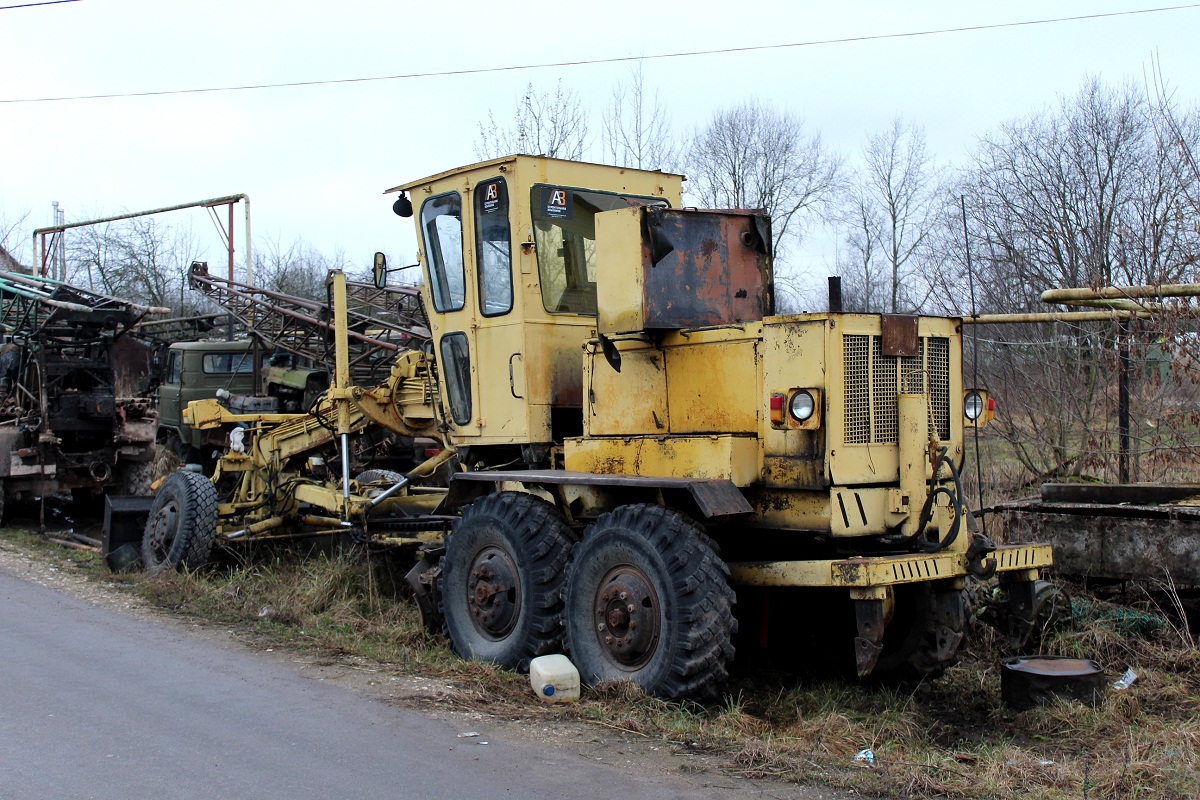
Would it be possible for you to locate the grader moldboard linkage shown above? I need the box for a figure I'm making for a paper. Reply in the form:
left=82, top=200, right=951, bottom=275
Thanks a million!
left=140, top=155, right=1054, bottom=699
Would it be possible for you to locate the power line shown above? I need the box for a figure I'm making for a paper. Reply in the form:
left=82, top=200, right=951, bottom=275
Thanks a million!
left=0, top=0, right=81, bottom=10
left=3, top=3, right=1198, bottom=104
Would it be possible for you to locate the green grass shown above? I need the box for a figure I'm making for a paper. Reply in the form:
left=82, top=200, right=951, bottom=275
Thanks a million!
left=6, top=529, right=1199, bottom=800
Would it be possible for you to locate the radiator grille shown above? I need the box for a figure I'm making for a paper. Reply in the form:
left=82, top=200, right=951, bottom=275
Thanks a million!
left=843, top=334, right=951, bottom=444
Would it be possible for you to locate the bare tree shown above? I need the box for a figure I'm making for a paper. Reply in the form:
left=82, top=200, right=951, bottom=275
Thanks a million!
left=253, top=236, right=347, bottom=301
left=945, top=79, right=1200, bottom=487
left=0, top=212, right=30, bottom=271
left=601, top=63, right=679, bottom=171
left=68, top=217, right=201, bottom=314
left=475, top=81, right=589, bottom=160
left=685, top=100, right=841, bottom=309
left=836, top=118, right=939, bottom=312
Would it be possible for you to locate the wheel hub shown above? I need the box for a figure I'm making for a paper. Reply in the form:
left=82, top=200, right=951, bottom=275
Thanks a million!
left=465, top=545, right=521, bottom=640
left=146, top=500, right=179, bottom=561
left=593, top=566, right=660, bottom=669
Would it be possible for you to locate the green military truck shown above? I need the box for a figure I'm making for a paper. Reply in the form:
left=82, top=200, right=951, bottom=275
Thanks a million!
left=156, top=340, right=329, bottom=463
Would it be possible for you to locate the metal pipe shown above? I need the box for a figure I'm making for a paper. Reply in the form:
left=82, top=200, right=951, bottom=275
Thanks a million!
left=1041, top=283, right=1200, bottom=304
left=368, top=475, right=410, bottom=507
left=898, top=389, right=930, bottom=539
left=0, top=269, right=172, bottom=315
left=341, top=433, right=352, bottom=506
left=244, top=195, right=253, bottom=286
left=964, top=311, right=1156, bottom=324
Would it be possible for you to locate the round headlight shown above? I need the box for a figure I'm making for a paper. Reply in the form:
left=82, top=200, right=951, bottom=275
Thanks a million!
left=789, top=390, right=815, bottom=422
left=964, top=391, right=984, bottom=421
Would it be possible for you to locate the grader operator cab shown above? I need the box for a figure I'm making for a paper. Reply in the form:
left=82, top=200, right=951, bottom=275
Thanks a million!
left=151, top=155, right=1053, bottom=699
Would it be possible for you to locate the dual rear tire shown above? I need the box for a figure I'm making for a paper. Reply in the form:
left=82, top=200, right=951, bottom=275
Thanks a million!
left=441, top=494, right=736, bottom=699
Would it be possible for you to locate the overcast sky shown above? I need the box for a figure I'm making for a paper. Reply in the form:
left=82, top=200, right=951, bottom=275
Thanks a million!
left=2, top=0, right=1197, bottom=301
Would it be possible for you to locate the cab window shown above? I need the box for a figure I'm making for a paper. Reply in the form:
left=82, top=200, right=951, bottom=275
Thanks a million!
left=439, top=332, right=472, bottom=426
left=420, top=192, right=465, bottom=313
left=475, top=177, right=513, bottom=317
left=165, top=352, right=182, bottom=384
left=531, top=185, right=667, bottom=315
left=202, top=352, right=254, bottom=374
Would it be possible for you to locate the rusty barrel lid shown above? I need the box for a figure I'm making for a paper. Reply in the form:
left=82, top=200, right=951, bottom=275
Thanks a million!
left=1001, top=655, right=1106, bottom=710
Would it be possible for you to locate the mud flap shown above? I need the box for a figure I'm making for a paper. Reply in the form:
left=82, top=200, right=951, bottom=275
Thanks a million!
left=405, top=546, right=444, bottom=632
left=931, top=588, right=966, bottom=662
left=1003, top=576, right=1038, bottom=650
left=853, top=595, right=886, bottom=677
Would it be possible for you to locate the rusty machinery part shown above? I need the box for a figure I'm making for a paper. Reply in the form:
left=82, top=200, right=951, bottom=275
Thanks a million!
left=440, top=492, right=573, bottom=672
left=186, top=261, right=429, bottom=387
left=859, top=583, right=969, bottom=683
left=141, top=470, right=218, bottom=575
left=896, top=446, right=965, bottom=555
left=562, top=504, right=736, bottom=700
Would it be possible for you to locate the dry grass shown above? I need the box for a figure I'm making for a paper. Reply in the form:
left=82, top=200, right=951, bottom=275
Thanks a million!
left=6, top=528, right=1200, bottom=800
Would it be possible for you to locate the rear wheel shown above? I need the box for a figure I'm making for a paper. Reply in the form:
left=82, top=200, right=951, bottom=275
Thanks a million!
left=563, top=505, right=736, bottom=700
left=141, top=470, right=218, bottom=575
left=441, top=492, right=573, bottom=671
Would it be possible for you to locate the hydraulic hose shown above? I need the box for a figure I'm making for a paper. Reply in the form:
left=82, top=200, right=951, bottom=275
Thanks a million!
left=902, top=446, right=965, bottom=554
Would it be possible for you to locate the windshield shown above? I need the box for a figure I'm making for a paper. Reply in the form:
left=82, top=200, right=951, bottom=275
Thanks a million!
left=531, top=185, right=666, bottom=315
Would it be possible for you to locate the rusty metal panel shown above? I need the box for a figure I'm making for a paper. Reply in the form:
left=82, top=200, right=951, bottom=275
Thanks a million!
left=881, top=314, right=919, bottom=357
left=564, top=434, right=760, bottom=487
left=665, top=340, right=758, bottom=434
left=447, top=468, right=754, bottom=520
left=641, top=209, right=770, bottom=329
left=999, top=500, right=1200, bottom=584
left=1040, top=482, right=1200, bottom=505
left=586, top=346, right=668, bottom=436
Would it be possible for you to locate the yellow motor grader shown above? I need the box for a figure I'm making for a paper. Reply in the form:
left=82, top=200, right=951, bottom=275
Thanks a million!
left=145, top=155, right=1053, bottom=699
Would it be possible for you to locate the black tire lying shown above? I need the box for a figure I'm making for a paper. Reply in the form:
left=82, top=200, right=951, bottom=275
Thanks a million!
left=441, top=492, right=573, bottom=672
left=563, top=504, right=736, bottom=700
left=141, top=470, right=218, bottom=576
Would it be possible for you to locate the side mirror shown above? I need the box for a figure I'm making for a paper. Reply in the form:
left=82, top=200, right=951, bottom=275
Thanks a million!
left=373, top=252, right=387, bottom=289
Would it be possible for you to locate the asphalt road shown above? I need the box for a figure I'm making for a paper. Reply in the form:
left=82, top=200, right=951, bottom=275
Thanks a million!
left=0, top=564, right=840, bottom=800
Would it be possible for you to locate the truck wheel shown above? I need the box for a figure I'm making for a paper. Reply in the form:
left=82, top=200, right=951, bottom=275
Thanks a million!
left=441, top=492, right=573, bottom=671
left=141, top=470, right=218, bottom=576
left=121, top=461, right=155, bottom=496
left=563, top=505, right=736, bottom=700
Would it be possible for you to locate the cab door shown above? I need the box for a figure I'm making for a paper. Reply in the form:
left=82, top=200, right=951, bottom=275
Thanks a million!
left=468, top=176, right=527, bottom=443
left=420, top=189, right=479, bottom=438
left=419, top=177, right=526, bottom=445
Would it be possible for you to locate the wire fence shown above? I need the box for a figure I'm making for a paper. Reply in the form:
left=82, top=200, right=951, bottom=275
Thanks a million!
left=962, top=315, right=1200, bottom=504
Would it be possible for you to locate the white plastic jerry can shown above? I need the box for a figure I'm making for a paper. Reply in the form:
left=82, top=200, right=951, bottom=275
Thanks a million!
left=529, top=654, right=580, bottom=703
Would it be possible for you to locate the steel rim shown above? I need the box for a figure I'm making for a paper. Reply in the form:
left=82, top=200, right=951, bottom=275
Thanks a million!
left=593, top=564, right=661, bottom=670
left=465, top=545, right=521, bottom=640
left=146, top=499, right=180, bottom=564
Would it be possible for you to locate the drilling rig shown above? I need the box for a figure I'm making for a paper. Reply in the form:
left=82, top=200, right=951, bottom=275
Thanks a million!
left=0, top=269, right=165, bottom=519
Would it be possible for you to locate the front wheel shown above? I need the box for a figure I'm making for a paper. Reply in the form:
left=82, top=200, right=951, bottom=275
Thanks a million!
left=141, top=470, right=218, bottom=575
left=563, top=505, right=736, bottom=700
left=441, top=492, right=574, bottom=672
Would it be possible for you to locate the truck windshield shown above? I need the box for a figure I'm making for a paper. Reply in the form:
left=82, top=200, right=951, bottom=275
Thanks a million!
left=530, top=185, right=666, bottom=315
left=420, top=192, right=465, bottom=313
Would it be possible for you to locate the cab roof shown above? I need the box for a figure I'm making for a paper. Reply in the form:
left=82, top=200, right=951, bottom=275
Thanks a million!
left=384, top=154, right=684, bottom=195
